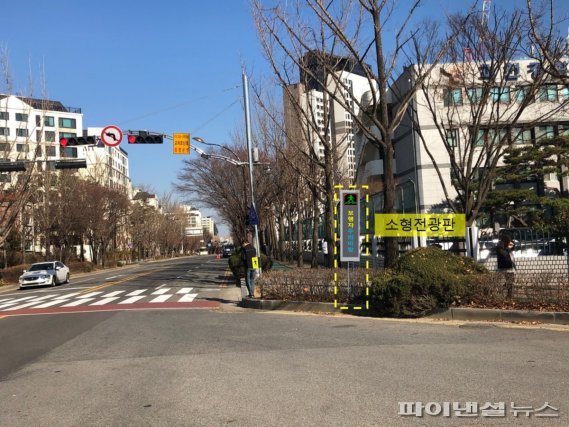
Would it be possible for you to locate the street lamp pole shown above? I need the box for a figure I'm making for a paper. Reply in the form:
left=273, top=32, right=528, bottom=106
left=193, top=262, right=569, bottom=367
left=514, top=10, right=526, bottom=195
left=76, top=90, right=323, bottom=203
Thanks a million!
left=242, top=71, right=261, bottom=265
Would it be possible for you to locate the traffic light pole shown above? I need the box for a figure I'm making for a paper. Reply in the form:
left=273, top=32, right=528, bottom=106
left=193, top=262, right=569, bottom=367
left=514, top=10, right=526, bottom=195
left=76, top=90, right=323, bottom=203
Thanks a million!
left=242, top=71, right=261, bottom=270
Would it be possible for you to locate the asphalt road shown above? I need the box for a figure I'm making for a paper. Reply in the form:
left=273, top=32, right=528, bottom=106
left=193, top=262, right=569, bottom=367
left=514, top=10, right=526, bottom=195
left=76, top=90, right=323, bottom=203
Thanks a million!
left=1, top=257, right=569, bottom=426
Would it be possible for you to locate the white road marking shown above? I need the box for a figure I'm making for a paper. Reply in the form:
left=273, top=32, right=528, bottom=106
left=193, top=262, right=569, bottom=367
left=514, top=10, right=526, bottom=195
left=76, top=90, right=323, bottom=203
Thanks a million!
left=0, top=296, right=36, bottom=307
left=126, top=289, right=146, bottom=296
left=152, top=288, right=170, bottom=295
left=28, top=294, right=58, bottom=302
left=34, top=299, right=70, bottom=308
left=178, top=293, right=198, bottom=302
left=176, top=287, right=194, bottom=294
left=62, top=298, right=95, bottom=307
left=101, top=290, right=125, bottom=298
left=78, top=291, right=103, bottom=299
left=150, top=295, right=172, bottom=303
left=157, top=284, right=168, bottom=289
left=105, top=275, right=123, bottom=280
left=90, top=297, right=120, bottom=306
left=5, top=301, right=45, bottom=311
left=54, top=292, right=81, bottom=300
left=119, top=296, right=146, bottom=304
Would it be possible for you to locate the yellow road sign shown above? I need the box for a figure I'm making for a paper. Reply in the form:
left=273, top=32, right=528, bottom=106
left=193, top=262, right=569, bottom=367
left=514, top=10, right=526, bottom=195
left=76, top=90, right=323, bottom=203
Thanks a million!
left=375, top=214, right=466, bottom=237
left=251, top=256, right=259, bottom=269
left=173, top=132, right=190, bottom=155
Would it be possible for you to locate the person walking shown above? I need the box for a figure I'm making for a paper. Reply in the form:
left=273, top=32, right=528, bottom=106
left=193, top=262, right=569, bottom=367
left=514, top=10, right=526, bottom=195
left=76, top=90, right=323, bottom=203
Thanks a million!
left=241, top=239, right=257, bottom=298
left=496, top=235, right=516, bottom=298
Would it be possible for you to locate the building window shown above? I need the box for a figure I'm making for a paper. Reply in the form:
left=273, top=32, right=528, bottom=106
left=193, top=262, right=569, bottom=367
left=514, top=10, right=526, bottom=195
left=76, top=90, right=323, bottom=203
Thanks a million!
left=491, top=87, right=510, bottom=103
left=59, top=132, right=76, bottom=139
left=558, top=124, right=569, bottom=136
left=36, top=146, right=42, bottom=157
left=466, top=87, right=483, bottom=104
left=44, top=116, right=55, bottom=127
left=0, top=127, right=9, bottom=136
left=58, top=117, right=76, bottom=128
left=16, top=128, right=29, bottom=137
left=476, top=129, right=486, bottom=146
left=46, top=146, right=57, bottom=157
left=559, top=86, right=569, bottom=101
left=444, top=88, right=463, bottom=106
left=0, top=142, right=10, bottom=151
left=445, top=129, right=459, bottom=147
left=15, top=113, right=28, bottom=122
left=60, top=146, right=77, bottom=158
left=511, top=128, right=532, bottom=144
left=536, top=125, right=554, bottom=140
left=16, top=144, right=29, bottom=153
left=538, top=85, right=558, bottom=102
left=514, top=87, right=530, bottom=102
left=0, top=112, right=8, bottom=121
left=45, top=131, right=55, bottom=142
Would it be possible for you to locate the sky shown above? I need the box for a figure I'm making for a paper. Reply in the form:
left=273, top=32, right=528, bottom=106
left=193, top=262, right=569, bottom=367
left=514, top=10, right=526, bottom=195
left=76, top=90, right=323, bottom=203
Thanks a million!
left=1, top=0, right=568, bottom=235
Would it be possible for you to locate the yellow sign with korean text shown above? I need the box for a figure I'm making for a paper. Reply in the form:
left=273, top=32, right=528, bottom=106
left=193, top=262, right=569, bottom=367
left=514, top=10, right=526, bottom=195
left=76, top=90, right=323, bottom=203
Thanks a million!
left=375, top=214, right=466, bottom=237
left=173, top=132, right=190, bottom=155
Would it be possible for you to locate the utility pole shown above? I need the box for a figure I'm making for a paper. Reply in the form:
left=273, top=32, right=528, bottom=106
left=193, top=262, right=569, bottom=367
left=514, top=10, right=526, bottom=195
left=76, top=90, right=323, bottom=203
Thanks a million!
left=242, top=70, right=261, bottom=269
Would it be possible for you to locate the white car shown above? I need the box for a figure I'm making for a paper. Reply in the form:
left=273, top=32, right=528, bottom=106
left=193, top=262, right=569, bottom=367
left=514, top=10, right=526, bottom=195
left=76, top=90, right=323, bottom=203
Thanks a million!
left=19, top=261, right=70, bottom=290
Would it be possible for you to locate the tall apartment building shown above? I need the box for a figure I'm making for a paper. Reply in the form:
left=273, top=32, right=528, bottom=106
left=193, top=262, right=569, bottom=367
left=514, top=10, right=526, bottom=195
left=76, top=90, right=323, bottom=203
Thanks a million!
left=284, top=52, right=374, bottom=180
left=355, top=58, right=569, bottom=218
left=201, top=216, right=215, bottom=237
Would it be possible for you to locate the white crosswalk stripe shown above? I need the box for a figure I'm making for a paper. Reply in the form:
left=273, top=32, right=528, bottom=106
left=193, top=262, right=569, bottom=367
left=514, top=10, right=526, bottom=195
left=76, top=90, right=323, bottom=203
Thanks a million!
left=0, top=286, right=202, bottom=312
left=119, top=296, right=146, bottom=304
left=90, top=297, right=120, bottom=306
left=62, top=298, right=95, bottom=307
left=150, top=294, right=172, bottom=303
left=178, top=293, right=198, bottom=302
left=34, top=299, right=70, bottom=308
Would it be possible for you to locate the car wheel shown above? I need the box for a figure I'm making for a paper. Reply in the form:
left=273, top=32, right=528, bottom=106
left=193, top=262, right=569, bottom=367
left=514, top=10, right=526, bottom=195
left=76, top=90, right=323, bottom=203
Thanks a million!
left=65, top=273, right=70, bottom=284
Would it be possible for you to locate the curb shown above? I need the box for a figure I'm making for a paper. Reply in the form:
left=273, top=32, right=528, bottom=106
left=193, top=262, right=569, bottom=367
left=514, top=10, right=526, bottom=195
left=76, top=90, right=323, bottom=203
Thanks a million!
left=240, top=298, right=569, bottom=326
left=429, top=307, right=569, bottom=326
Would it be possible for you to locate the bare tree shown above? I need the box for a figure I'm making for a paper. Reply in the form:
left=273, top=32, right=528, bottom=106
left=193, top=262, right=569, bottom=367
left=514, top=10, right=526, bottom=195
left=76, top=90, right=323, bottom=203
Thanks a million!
left=252, top=0, right=471, bottom=266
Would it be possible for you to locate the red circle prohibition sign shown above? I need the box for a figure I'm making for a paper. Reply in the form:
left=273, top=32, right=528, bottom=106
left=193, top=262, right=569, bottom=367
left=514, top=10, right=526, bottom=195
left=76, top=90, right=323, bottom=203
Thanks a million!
left=101, top=125, right=123, bottom=147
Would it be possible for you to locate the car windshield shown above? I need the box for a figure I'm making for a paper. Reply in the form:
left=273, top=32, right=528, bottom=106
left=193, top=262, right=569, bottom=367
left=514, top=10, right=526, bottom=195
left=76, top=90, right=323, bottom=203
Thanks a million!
left=225, top=245, right=234, bottom=250
left=29, top=263, right=55, bottom=271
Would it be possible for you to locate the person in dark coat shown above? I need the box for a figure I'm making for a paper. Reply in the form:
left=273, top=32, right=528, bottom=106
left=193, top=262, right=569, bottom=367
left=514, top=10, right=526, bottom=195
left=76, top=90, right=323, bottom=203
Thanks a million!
left=496, top=235, right=516, bottom=298
left=241, top=239, right=257, bottom=298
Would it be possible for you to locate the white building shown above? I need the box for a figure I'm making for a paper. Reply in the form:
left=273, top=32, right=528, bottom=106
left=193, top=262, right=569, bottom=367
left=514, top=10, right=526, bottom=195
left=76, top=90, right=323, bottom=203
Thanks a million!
left=84, top=127, right=132, bottom=195
left=0, top=94, right=83, bottom=181
left=284, top=52, right=374, bottom=180
left=355, top=58, right=569, bottom=217
left=202, top=216, right=215, bottom=236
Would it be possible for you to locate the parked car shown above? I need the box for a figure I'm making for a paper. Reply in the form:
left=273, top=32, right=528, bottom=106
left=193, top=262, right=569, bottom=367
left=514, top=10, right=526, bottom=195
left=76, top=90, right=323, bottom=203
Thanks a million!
left=198, top=246, right=209, bottom=255
left=19, top=261, right=70, bottom=290
left=222, top=244, right=235, bottom=258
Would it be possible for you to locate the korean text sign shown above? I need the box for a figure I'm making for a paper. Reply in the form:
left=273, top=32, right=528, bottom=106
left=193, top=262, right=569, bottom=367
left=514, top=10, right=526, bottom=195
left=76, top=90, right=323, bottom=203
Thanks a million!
left=375, top=214, right=466, bottom=237
left=340, top=190, right=360, bottom=262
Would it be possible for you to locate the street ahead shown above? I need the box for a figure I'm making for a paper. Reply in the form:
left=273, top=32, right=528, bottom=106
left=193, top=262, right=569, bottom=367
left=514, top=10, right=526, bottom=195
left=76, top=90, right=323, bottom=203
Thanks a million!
left=1, top=257, right=569, bottom=426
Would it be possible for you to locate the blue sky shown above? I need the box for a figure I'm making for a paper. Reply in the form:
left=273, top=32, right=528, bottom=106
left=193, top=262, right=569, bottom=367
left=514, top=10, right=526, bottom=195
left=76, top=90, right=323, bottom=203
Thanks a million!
left=2, top=0, right=568, bottom=234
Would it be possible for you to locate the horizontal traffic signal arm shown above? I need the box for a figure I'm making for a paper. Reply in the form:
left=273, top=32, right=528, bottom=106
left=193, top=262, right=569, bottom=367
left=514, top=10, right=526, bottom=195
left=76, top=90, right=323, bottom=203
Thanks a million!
left=54, top=159, right=87, bottom=169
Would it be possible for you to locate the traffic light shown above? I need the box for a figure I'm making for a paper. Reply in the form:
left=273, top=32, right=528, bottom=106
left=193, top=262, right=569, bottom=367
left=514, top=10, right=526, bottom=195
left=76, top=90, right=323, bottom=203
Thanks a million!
left=0, top=161, right=26, bottom=172
left=54, top=159, right=87, bottom=169
left=59, top=136, right=97, bottom=147
left=127, top=131, right=163, bottom=144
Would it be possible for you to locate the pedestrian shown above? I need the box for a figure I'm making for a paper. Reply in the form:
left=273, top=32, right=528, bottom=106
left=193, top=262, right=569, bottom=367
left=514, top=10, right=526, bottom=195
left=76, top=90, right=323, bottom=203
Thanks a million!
left=321, top=239, right=329, bottom=268
left=241, top=239, right=257, bottom=298
left=496, top=235, right=516, bottom=298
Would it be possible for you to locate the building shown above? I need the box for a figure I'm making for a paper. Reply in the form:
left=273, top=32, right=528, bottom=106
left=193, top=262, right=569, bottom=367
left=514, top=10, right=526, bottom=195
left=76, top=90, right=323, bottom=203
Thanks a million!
left=355, top=58, right=569, bottom=219
left=83, top=127, right=132, bottom=195
left=284, top=52, right=374, bottom=180
left=0, top=94, right=83, bottom=181
left=201, top=216, right=215, bottom=237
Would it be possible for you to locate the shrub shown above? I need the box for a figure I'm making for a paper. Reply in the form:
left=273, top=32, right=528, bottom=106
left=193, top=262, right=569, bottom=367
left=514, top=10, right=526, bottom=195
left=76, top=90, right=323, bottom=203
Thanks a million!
left=370, top=247, right=487, bottom=317
left=228, top=246, right=272, bottom=279
left=0, top=264, right=27, bottom=284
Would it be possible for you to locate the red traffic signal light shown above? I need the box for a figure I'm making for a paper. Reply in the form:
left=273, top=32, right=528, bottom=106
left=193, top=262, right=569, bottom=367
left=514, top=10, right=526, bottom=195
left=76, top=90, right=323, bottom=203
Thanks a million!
left=127, top=131, right=163, bottom=144
left=59, top=136, right=97, bottom=146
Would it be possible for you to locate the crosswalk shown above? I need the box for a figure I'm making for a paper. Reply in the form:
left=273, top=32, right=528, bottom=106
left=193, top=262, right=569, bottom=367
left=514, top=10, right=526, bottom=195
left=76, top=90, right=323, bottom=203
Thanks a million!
left=0, top=287, right=199, bottom=312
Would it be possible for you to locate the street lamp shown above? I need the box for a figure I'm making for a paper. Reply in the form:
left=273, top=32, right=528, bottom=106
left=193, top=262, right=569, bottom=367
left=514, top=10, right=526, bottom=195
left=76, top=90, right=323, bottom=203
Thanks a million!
left=192, top=136, right=241, bottom=161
